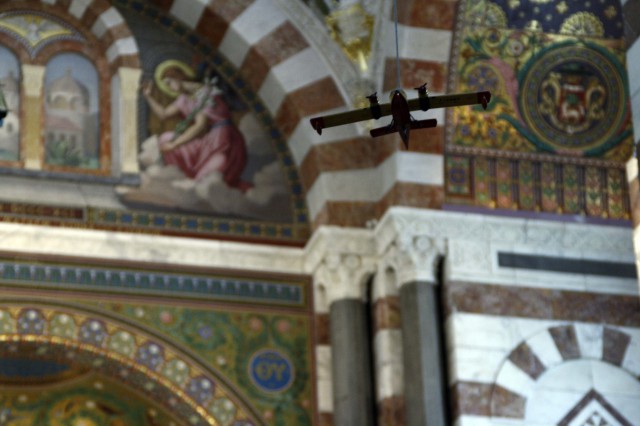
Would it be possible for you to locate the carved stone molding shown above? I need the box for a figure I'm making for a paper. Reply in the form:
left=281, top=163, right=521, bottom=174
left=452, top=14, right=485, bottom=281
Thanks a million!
left=384, top=234, right=446, bottom=286
left=376, top=207, right=637, bottom=291
left=306, top=227, right=376, bottom=304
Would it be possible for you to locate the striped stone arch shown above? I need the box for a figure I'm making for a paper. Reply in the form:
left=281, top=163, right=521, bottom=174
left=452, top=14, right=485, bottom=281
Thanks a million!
left=0, top=0, right=141, bottom=71
left=139, top=0, right=461, bottom=228
left=0, top=302, right=261, bottom=426
left=490, top=323, right=640, bottom=419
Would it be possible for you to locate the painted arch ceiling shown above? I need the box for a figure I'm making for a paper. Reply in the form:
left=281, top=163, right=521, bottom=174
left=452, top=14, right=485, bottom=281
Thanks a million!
left=0, top=1, right=635, bottom=425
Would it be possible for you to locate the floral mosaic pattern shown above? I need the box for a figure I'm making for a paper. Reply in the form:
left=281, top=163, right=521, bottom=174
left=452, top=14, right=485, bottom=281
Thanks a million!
left=0, top=305, right=258, bottom=426
left=445, top=0, right=632, bottom=219
left=102, top=303, right=314, bottom=425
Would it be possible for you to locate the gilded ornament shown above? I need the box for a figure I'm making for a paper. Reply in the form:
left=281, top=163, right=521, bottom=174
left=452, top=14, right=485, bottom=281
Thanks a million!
left=560, top=12, right=605, bottom=37
left=0, top=12, right=83, bottom=56
left=604, top=5, right=617, bottom=20
left=556, top=1, right=569, bottom=14
left=326, top=4, right=374, bottom=71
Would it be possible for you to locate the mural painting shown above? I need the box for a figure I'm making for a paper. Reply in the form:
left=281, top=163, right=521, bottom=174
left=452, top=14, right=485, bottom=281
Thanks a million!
left=44, top=53, right=100, bottom=170
left=116, top=59, right=292, bottom=224
left=0, top=45, right=20, bottom=163
left=0, top=254, right=315, bottom=426
left=0, top=4, right=308, bottom=243
left=445, top=0, right=633, bottom=219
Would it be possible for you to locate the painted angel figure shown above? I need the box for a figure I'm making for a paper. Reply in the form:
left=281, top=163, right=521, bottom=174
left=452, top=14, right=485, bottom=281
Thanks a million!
left=142, top=62, right=250, bottom=192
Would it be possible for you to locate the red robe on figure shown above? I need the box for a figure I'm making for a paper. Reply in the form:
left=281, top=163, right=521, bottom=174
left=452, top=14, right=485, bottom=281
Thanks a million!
left=158, top=91, right=251, bottom=192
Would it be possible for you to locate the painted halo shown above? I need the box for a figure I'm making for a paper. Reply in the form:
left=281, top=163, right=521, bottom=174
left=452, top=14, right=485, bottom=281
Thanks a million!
left=154, top=59, right=197, bottom=98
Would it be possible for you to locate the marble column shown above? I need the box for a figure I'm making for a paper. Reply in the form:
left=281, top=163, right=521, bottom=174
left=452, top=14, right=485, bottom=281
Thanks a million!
left=21, top=64, right=46, bottom=170
left=112, top=67, right=141, bottom=176
left=371, top=267, right=405, bottom=425
left=314, top=251, right=376, bottom=426
left=387, top=235, right=448, bottom=426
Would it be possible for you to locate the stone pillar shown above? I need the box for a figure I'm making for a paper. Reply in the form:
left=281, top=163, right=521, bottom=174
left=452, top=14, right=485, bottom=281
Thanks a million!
left=21, top=64, right=46, bottom=170
left=113, top=67, right=141, bottom=176
left=371, top=266, right=405, bottom=425
left=387, top=234, right=448, bottom=426
left=314, top=251, right=376, bottom=426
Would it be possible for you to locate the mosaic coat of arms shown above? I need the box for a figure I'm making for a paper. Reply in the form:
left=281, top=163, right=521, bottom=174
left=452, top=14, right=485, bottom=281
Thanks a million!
left=446, top=0, right=633, bottom=218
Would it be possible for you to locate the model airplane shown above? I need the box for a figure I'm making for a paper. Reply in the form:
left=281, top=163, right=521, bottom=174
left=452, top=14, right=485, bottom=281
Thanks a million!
left=0, top=85, right=7, bottom=127
left=310, top=84, right=491, bottom=149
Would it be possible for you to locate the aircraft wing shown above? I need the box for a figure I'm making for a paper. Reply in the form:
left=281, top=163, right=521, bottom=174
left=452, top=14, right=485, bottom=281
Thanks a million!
left=309, top=90, right=491, bottom=135
left=310, top=104, right=393, bottom=135
left=410, top=91, right=492, bottom=112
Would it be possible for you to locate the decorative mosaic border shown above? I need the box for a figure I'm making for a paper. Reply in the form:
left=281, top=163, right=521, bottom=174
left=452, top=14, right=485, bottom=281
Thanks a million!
left=0, top=304, right=260, bottom=426
left=444, top=0, right=632, bottom=221
left=0, top=258, right=308, bottom=309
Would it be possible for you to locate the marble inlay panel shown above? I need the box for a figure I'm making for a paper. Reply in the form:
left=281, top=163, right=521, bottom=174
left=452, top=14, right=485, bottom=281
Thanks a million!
left=550, top=325, right=582, bottom=360
left=508, top=342, right=546, bottom=380
left=241, top=21, right=308, bottom=92
left=445, top=282, right=640, bottom=326
left=450, top=381, right=492, bottom=419
left=372, top=295, right=401, bottom=332
left=490, top=384, right=527, bottom=418
left=397, top=0, right=457, bottom=30
left=274, top=76, right=343, bottom=138
left=378, top=395, right=405, bottom=426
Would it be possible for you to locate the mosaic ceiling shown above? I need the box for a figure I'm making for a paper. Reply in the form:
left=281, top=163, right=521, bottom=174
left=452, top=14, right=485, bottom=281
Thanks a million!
left=445, top=0, right=633, bottom=220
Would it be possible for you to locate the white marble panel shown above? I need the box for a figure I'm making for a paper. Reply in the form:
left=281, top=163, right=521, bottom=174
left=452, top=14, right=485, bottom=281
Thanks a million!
left=525, top=388, right=586, bottom=424
left=315, top=345, right=333, bottom=412
left=574, top=323, right=604, bottom=360
left=626, top=158, right=638, bottom=183
left=526, top=330, right=564, bottom=368
left=453, top=415, right=495, bottom=426
left=385, top=22, right=452, bottom=63
left=621, top=329, right=640, bottom=376
left=535, top=359, right=594, bottom=393
left=627, top=38, right=640, bottom=98
left=495, top=359, right=536, bottom=396
left=305, top=151, right=444, bottom=219
left=395, top=151, right=443, bottom=186
left=169, top=0, right=208, bottom=29
left=219, top=0, right=286, bottom=67
left=0, top=223, right=305, bottom=274
left=592, top=360, right=640, bottom=396
left=69, top=0, right=92, bottom=20
left=106, top=37, right=138, bottom=63
left=448, top=346, right=507, bottom=384
left=91, top=7, right=124, bottom=39
left=446, top=313, right=530, bottom=351
left=605, top=394, right=640, bottom=424
left=375, top=363, right=404, bottom=401
left=258, top=48, right=331, bottom=116
left=632, top=89, right=640, bottom=143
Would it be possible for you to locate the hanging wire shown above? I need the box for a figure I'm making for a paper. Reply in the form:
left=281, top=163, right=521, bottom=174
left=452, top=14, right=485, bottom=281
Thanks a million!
left=393, top=0, right=401, bottom=91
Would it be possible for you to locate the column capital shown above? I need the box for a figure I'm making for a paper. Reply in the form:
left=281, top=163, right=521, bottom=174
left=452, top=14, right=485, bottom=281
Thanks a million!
left=385, top=234, right=446, bottom=286
left=306, top=226, right=376, bottom=304
left=375, top=207, right=448, bottom=286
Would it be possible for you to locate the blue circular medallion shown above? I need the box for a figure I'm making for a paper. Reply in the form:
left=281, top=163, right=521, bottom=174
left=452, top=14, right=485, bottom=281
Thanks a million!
left=248, top=349, right=294, bottom=393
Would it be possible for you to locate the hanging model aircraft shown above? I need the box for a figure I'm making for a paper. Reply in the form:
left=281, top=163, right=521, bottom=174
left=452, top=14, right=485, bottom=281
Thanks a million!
left=309, top=84, right=491, bottom=149
left=0, top=84, right=7, bottom=127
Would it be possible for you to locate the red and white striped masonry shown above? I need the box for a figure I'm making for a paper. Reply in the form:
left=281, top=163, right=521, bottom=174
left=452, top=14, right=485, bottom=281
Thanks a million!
left=142, top=0, right=456, bottom=230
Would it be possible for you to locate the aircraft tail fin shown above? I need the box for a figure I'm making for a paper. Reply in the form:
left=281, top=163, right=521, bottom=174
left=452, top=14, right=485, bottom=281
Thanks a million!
left=369, top=124, right=396, bottom=138
left=410, top=118, right=437, bottom=130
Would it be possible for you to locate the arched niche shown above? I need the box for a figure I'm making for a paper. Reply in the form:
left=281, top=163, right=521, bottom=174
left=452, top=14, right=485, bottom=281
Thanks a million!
left=0, top=44, right=21, bottom=164
left=0, top=302, right=263, bottom=426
